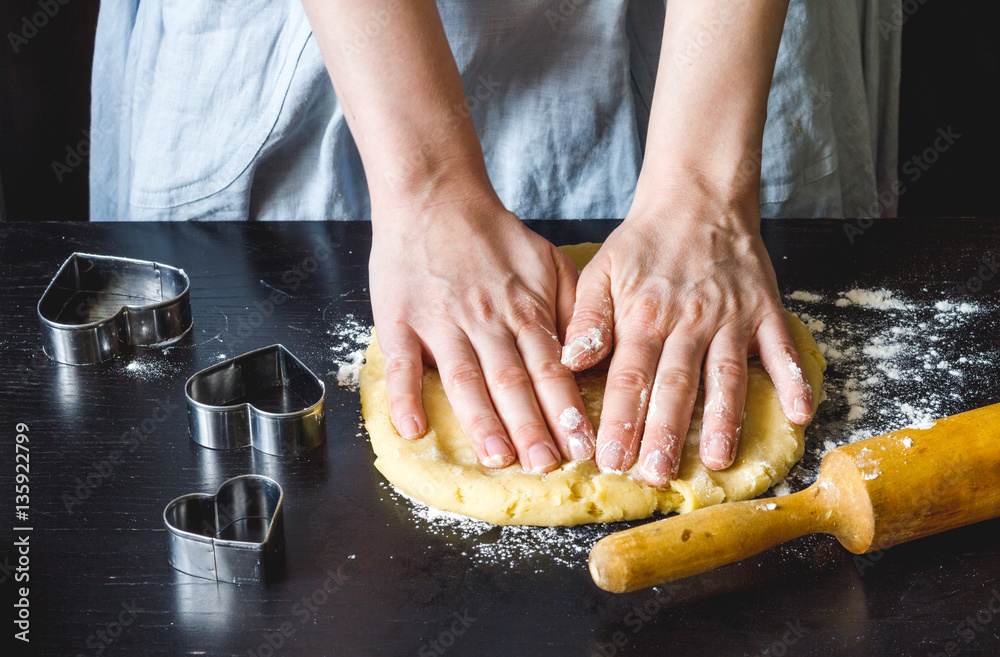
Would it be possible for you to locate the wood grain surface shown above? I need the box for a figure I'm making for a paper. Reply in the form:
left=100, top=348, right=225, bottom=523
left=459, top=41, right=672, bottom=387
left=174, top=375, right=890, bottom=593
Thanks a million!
left=0, top=219, right=998, bottom=657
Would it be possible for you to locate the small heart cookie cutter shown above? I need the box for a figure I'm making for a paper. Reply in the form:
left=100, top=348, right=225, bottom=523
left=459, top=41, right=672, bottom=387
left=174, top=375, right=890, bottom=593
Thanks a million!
left=185, top=345, right=327, bottom=456
left=37, top=252, right=192, bottom=365
left=164, top=475, right=285, bottom=584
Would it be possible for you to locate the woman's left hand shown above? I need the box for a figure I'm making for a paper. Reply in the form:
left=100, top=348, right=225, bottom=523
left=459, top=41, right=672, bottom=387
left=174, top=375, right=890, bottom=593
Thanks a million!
left=561, top=176, right=813, bottom=488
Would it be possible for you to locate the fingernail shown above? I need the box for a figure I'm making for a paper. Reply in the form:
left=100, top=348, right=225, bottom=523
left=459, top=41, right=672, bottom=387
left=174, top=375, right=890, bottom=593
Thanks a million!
left=793, top=396, right=812, bottom=422
left=399, top=415, right=422, bottom=440
left=640, top=451, right=672, bottom=488
left=483, top=435, right=515, bottom=468
left=703, top=432, right=737, bottom=470
left=597, top=441, right=627, bottom=473
left=561, top=336, right=593, bottom=368
left=567, top=431, right=595, bottom=461
left=527, top=442, right=559, bottom=473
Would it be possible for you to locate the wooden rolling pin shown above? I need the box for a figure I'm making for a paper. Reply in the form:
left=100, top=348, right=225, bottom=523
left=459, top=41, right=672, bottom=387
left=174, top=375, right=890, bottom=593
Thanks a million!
left=590, top=403, right=1000, bottom=593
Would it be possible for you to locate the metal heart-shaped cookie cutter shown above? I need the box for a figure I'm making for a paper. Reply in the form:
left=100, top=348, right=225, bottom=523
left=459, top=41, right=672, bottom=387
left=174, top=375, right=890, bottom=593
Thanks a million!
left=37, top=252, right=192, bottom=365
left=164, top=475, right=285, bottom=584
left=185, top=345, right=327, bottom=456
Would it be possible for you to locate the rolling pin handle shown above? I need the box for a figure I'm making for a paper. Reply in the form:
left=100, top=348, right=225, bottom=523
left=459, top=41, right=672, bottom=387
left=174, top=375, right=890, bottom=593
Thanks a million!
left=589, top=487, right=831, bottom=593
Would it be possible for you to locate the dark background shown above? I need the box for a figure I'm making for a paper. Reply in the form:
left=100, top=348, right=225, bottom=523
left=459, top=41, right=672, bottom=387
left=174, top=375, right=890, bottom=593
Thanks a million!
left=0, top=1, right=997, bottom=222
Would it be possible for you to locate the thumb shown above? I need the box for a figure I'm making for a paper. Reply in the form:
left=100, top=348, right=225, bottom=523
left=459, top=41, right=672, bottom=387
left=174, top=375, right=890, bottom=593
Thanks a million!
left=561, top=262, right=613, bottom=372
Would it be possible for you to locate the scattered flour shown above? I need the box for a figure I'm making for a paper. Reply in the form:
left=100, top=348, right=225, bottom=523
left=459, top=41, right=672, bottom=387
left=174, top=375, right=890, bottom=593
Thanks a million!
left=772, top=480, right=792, bottom=497
left=370, top=286, right=996, bottom=570
left=773, top=286, right=997, bottom=498
left=558, top=407, right=585, bottom=431
left=382, top=482, right=602, bottom=570
left=329, top=314, right=372, bottom=390
left=337, top=351, right=365, bottom=389
left=116, top=357, right=180, bottom=380
left=837, top=289, right=909, bottom=310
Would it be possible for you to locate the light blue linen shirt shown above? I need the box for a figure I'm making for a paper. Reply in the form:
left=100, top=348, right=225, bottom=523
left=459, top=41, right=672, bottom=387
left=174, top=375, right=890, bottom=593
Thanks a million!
left=89, top=0, right=901, bottom=222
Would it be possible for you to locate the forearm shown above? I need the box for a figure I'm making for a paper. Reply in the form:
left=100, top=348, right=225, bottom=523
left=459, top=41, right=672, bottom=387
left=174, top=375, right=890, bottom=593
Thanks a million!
left=638, top=0, right=790, bottom=213
left=300, top=0, right=493, bottom=214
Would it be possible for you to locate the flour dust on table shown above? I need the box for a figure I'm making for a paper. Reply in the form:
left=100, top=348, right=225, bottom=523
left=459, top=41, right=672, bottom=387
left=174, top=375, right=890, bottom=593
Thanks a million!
left=774, top=286, right=999, bottom=496
left=359, top=244, right=826, bottom=527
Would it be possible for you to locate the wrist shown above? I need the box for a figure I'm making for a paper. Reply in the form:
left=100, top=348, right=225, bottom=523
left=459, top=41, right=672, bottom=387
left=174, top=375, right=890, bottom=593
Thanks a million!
left=629, top=162, right=762, bottom=234
left=370, top=170, right=514, bottom=239
left=370, top=150, right=500, bottom=223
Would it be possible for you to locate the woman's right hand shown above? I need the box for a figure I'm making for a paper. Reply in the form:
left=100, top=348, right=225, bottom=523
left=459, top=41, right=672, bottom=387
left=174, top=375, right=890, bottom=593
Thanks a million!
left=369, top=186, right=596, bottom=473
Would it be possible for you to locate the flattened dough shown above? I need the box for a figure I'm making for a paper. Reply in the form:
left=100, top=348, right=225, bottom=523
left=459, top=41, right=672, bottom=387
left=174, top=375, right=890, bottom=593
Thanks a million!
left=360, top=243, right=825, bottom=526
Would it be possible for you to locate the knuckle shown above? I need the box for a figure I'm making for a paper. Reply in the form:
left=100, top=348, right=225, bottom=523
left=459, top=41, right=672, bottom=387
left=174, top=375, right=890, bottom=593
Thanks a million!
left=530, top=358, right=573, bottom=385
left=509, top=421, right=551, bottom=443
left=708, top=358, right=747, bottom=383
left=445, top=362, right=484, bottom=390
left=510, top=296, right=546, bottom=327
left=679, top=298, right=706, bottom=325
left=571, top=307, right=609, bottom=330
left=490, top=364, right=532, bottom=392
left=467, top=288, right=497, bottom=323
left=608, top=367, right=652, bottom=395
left=623, top=296, right=664, bottom=338
left=465, top=411, right=502, bottom=438
left=654, top=368, right=698, bottom=392
left=388, top=394, right=421, bottom=417
left=384, top=355, right=422, bottom=382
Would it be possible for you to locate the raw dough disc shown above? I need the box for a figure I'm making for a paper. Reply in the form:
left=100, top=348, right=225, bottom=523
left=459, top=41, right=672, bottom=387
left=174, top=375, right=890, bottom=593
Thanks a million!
left=360, top=243, right=825, bottom=526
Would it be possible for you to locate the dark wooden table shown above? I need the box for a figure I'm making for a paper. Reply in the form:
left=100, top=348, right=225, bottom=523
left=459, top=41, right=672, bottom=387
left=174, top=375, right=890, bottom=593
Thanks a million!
left=1, top=219, right=999, bottom=657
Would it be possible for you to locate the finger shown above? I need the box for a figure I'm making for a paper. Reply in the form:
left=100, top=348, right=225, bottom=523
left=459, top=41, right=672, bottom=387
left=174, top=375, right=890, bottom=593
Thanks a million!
left=634, top=328, right=709, bottom=486
left=561, top=263, right=613, bottom=371
left=516, top=323, right=595, bottom=461
left=699, top=329, right=750, bottom=471
left=757, top=311, right=813, bottom=425
left=433, top=333, right=516, bottom=469
left=595, top=319, right=664, bottom=473
left=476, top=334, right=563, bottom=474
left=379, top=324, right=428, bottom=440
left=551, top=247, right=579, bottom=341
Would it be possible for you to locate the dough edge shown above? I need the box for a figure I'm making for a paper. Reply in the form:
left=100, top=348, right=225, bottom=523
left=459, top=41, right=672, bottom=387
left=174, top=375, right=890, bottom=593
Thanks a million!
left=360, top=243, right=826, bottom=526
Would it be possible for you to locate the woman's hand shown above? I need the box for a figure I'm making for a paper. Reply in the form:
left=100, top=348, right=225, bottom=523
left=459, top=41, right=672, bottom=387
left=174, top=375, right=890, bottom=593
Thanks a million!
left=369, top=189, right=596, bottom=473
left=561, top=176, right=813, bottom=487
